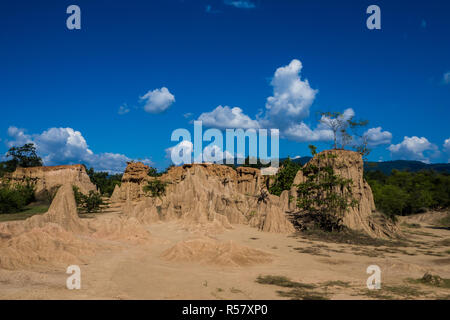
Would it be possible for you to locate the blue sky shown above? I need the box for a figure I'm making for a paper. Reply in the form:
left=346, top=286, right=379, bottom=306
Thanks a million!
left=0, top=0, right=449, bottom=172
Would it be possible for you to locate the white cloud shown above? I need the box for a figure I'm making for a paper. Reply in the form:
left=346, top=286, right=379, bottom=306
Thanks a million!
left=284, top=122, right=333, bottom=142
left=166, top=140, right=234, bottom=164
left=165, top=140, right=193, bottom=165
left=140, top=87, right=175, bottom=114
left=443, top=72, right=450, bottom=85
left=364, top=127, right=392, bottom=146
left=198, top=105, right=260, bottom=129
left=388, top=136, right=438, bottom=163
left=5, top=127, right=151, bottom=173
left=224, top=0, right=255, bottom=9
left=197, top=59, right=318, bottom=139
left=261, top=59, right=318, bottom=129
left=118, top=104, right=130, bottom=115
left=202, top=144, right=234, bottom=163
left=444, top=138, right=450, bottom=162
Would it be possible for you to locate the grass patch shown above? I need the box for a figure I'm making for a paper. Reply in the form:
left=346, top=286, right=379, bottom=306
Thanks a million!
left=360, top=289, right=394, bottom=300
left=383, top=285, right=427, bottom=298
left=294, top=246, right=330, bottom=257
left=360, top=285, right=426, bottom=300
left=408, top=273, right=450, bottom=289
left=298, top=229, right=408, bottom=247
left=277, top=289, right=329, bottom=300
left=322, top=280, right=351, bottom=288
left=256, top=275, right=329, bottom=300
left=256, top=275, right=315, bottom=289
left=0, top=203, right=49, bottom=222
left=401, top=222, right=421, bottom=229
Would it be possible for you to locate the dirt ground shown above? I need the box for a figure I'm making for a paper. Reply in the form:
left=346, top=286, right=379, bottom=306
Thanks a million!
left=0, top=213, right=449, bottom=300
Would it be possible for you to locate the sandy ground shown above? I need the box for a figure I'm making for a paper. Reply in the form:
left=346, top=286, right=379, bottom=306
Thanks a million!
left=0, top=214, right=449, bottom=300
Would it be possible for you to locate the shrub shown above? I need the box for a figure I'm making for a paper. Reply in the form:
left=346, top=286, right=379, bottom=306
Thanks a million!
left=0, top=182, right=36, bottom=214
left=293, top=152, right=358, bottom=232
left=85, top=167, right=122, bottom=196
left=268, top=158, right=302, bottom=196
left=72, top=186, right=104, bottom=213
left=143, top=179, right=167, bottom=198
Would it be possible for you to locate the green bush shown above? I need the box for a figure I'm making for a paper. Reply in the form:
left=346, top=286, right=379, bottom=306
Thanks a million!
left=0, top=182, right=36, bottom=214
left=84, top=167, right=122, bottom=196
left=143, top=179, right=167, bottom=198
left=269, top=158, right=302, bottom=196
left=293, top=153, right=358, bottom=232
left=72, top=186, right=104, bottom=213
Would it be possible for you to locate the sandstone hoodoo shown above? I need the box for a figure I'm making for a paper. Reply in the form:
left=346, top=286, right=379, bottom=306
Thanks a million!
left=115, top=161, right=150, bottom=201
left=4, top=164, right=96, bottom=201
left=119, top=163, right=295, bottom=234
left=282, top=149, right=398, bottom=237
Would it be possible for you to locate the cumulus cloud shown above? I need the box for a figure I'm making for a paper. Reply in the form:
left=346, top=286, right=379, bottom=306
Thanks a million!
left=197, top=105, right=260, bottom=129
left=363, top=127, right=392, bottom=146
left=224, top=0, right=256, bottom=9
left=5, top=126, right=151, bottom=173
left=140, top=87, right=175, bottom=114
left=261, top=59, right=318, bottom=130
left=284, top=122, right=333, bottom=142
left=443, top=72, right=450, bottom=85
left=194, top=59, right=391, bottom=147
left=388, top=136, right=438, bottom=163
left=197, top=59, right=318, bottom=139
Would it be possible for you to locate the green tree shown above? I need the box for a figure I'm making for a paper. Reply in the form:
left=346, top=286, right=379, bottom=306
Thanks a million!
left=268, top=158, right=302, bottom=196
left=143, top=179, right=167, bottom=198
left=6, top=143, right=43, bottom=168
left=294, top=153, right=358, bottom=232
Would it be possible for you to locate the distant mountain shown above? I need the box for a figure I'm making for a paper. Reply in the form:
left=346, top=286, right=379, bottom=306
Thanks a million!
left=224, top=157, right=450, bottom=174
left=364, top=160, right=450, bottom=174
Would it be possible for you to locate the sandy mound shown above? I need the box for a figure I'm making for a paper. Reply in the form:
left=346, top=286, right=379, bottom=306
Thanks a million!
left=400, top=211, right=449, bottom=225
left=161, top=237, right=273, bottom=267
left=0, top=223, right=97, bottom=270
left=0, top=182, right=152, bottom=271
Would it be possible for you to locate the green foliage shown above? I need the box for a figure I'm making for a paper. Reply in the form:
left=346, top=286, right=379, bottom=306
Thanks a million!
left=143, top=179, right=167, bottom=198
left=293, top=153, right=358, bottom=232
left=365, top=169, right=450, bottom=218
left=147, top=167, right=162, bottom=177
left=85, top=167, right=122, bottom=196
left=0, top=181, right=36, bottom=214
left=269, top=158, right=302, bottom=196
left=6, top=143, right=43, bottom=168
left=72, top=186, right=104, bottom=213
left=0, top=143, right=43, bottom=177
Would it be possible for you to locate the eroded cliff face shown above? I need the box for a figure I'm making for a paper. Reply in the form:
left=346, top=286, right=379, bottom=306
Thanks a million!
left=116, top=162, right=150, bottom=201
left=111, top=150, right=397, bottom=237
left=119, top=163, right=295, bottom=234
left=4, top=165, right=96, bottom=200
left=281, top=150, right=397, bottom=237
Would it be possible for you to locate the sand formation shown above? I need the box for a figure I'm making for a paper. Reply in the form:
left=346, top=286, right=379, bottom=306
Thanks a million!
left=114, top=150, right=394, bottom=237
left=0, top=184, right=151, bottom=270
left=118, top=163, right=295, bottom=234
left=3, top=165, right=96, bottom=201
left=280, top=150, right=398, bottom=237
left=0, top=149, right=398, bottom=272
